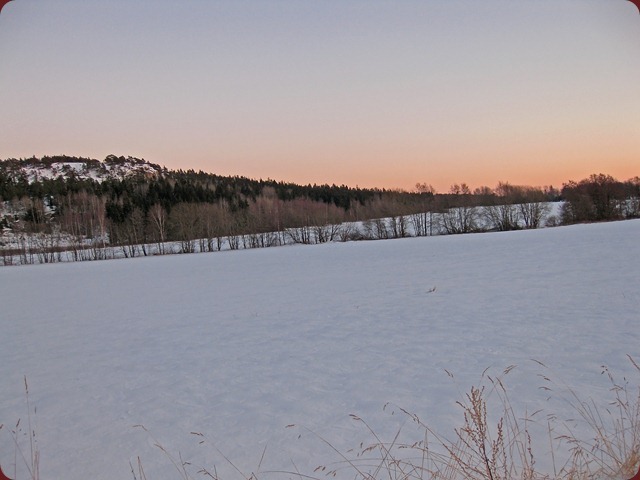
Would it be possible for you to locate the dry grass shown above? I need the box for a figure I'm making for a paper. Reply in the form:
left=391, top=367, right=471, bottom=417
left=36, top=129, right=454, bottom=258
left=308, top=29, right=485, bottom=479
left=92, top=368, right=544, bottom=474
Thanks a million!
left=1, top=377, right=40, bottom=480
left=130, top=358, right=640, bottom=480
left=302, top=367, right=549, bottom=480
left=271, top=358, right=640, bottom=480
left=4, top=361, right=640, bottom=480
left=547, top=355, right=640, bottom=479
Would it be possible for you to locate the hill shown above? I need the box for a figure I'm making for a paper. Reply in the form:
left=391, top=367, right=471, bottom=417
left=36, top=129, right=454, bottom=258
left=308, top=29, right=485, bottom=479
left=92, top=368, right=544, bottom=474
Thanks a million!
left=0, top=155, right=164, bottom=184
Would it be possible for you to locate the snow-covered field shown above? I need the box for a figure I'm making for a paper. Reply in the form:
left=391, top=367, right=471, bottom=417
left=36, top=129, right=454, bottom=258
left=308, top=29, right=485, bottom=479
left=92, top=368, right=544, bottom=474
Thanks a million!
left=1, top=220, right=639, bottom=480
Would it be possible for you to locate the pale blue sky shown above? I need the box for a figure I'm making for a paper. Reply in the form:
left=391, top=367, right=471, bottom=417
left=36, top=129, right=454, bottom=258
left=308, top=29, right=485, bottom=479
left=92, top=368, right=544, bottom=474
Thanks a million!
left=0, top=0, right=638, bottom=191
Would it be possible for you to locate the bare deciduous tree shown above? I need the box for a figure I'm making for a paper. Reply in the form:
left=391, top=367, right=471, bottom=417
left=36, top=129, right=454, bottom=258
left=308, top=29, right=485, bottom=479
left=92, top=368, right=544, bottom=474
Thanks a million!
left=441, top=184, right=479, bottom=234
left=169, top=203, right=202, bottom=254
left=148, top=203, right=168, bottom=254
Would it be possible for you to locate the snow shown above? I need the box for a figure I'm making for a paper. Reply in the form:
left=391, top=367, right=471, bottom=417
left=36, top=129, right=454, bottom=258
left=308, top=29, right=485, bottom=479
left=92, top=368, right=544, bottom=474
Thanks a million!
left=3, top=159, right=161, bottom=185
left=1, top=220, right=639, bottom=480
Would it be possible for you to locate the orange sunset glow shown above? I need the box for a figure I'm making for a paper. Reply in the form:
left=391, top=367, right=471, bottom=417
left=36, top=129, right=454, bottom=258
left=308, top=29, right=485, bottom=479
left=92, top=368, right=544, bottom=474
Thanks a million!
left=0, top=0, right=638, bottom=191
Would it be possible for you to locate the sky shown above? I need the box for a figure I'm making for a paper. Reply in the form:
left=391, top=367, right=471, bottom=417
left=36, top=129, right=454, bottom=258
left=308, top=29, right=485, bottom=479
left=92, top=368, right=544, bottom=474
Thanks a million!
left=0, top=0, right=638, bottom=192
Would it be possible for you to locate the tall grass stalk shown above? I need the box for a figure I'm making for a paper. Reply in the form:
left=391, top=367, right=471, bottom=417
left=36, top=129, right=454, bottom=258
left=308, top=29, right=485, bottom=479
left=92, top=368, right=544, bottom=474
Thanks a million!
left=1, top=377, right=40, bottom=480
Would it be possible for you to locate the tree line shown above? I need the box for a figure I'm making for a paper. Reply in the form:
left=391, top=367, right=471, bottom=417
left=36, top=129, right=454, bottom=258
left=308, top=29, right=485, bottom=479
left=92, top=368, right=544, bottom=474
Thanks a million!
left=0, top=156, right=638, bottom=265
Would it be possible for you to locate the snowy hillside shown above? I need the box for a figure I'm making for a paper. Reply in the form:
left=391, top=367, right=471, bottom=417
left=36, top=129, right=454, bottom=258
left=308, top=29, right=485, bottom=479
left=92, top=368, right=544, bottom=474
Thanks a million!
left=1, top=220, right=639, bottom=480
left=0, top=155, right=163, bottom=184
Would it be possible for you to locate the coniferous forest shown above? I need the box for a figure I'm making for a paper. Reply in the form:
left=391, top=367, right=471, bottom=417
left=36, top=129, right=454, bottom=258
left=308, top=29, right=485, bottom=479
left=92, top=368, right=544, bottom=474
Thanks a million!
left=0, top=155, right=638, bottom=265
